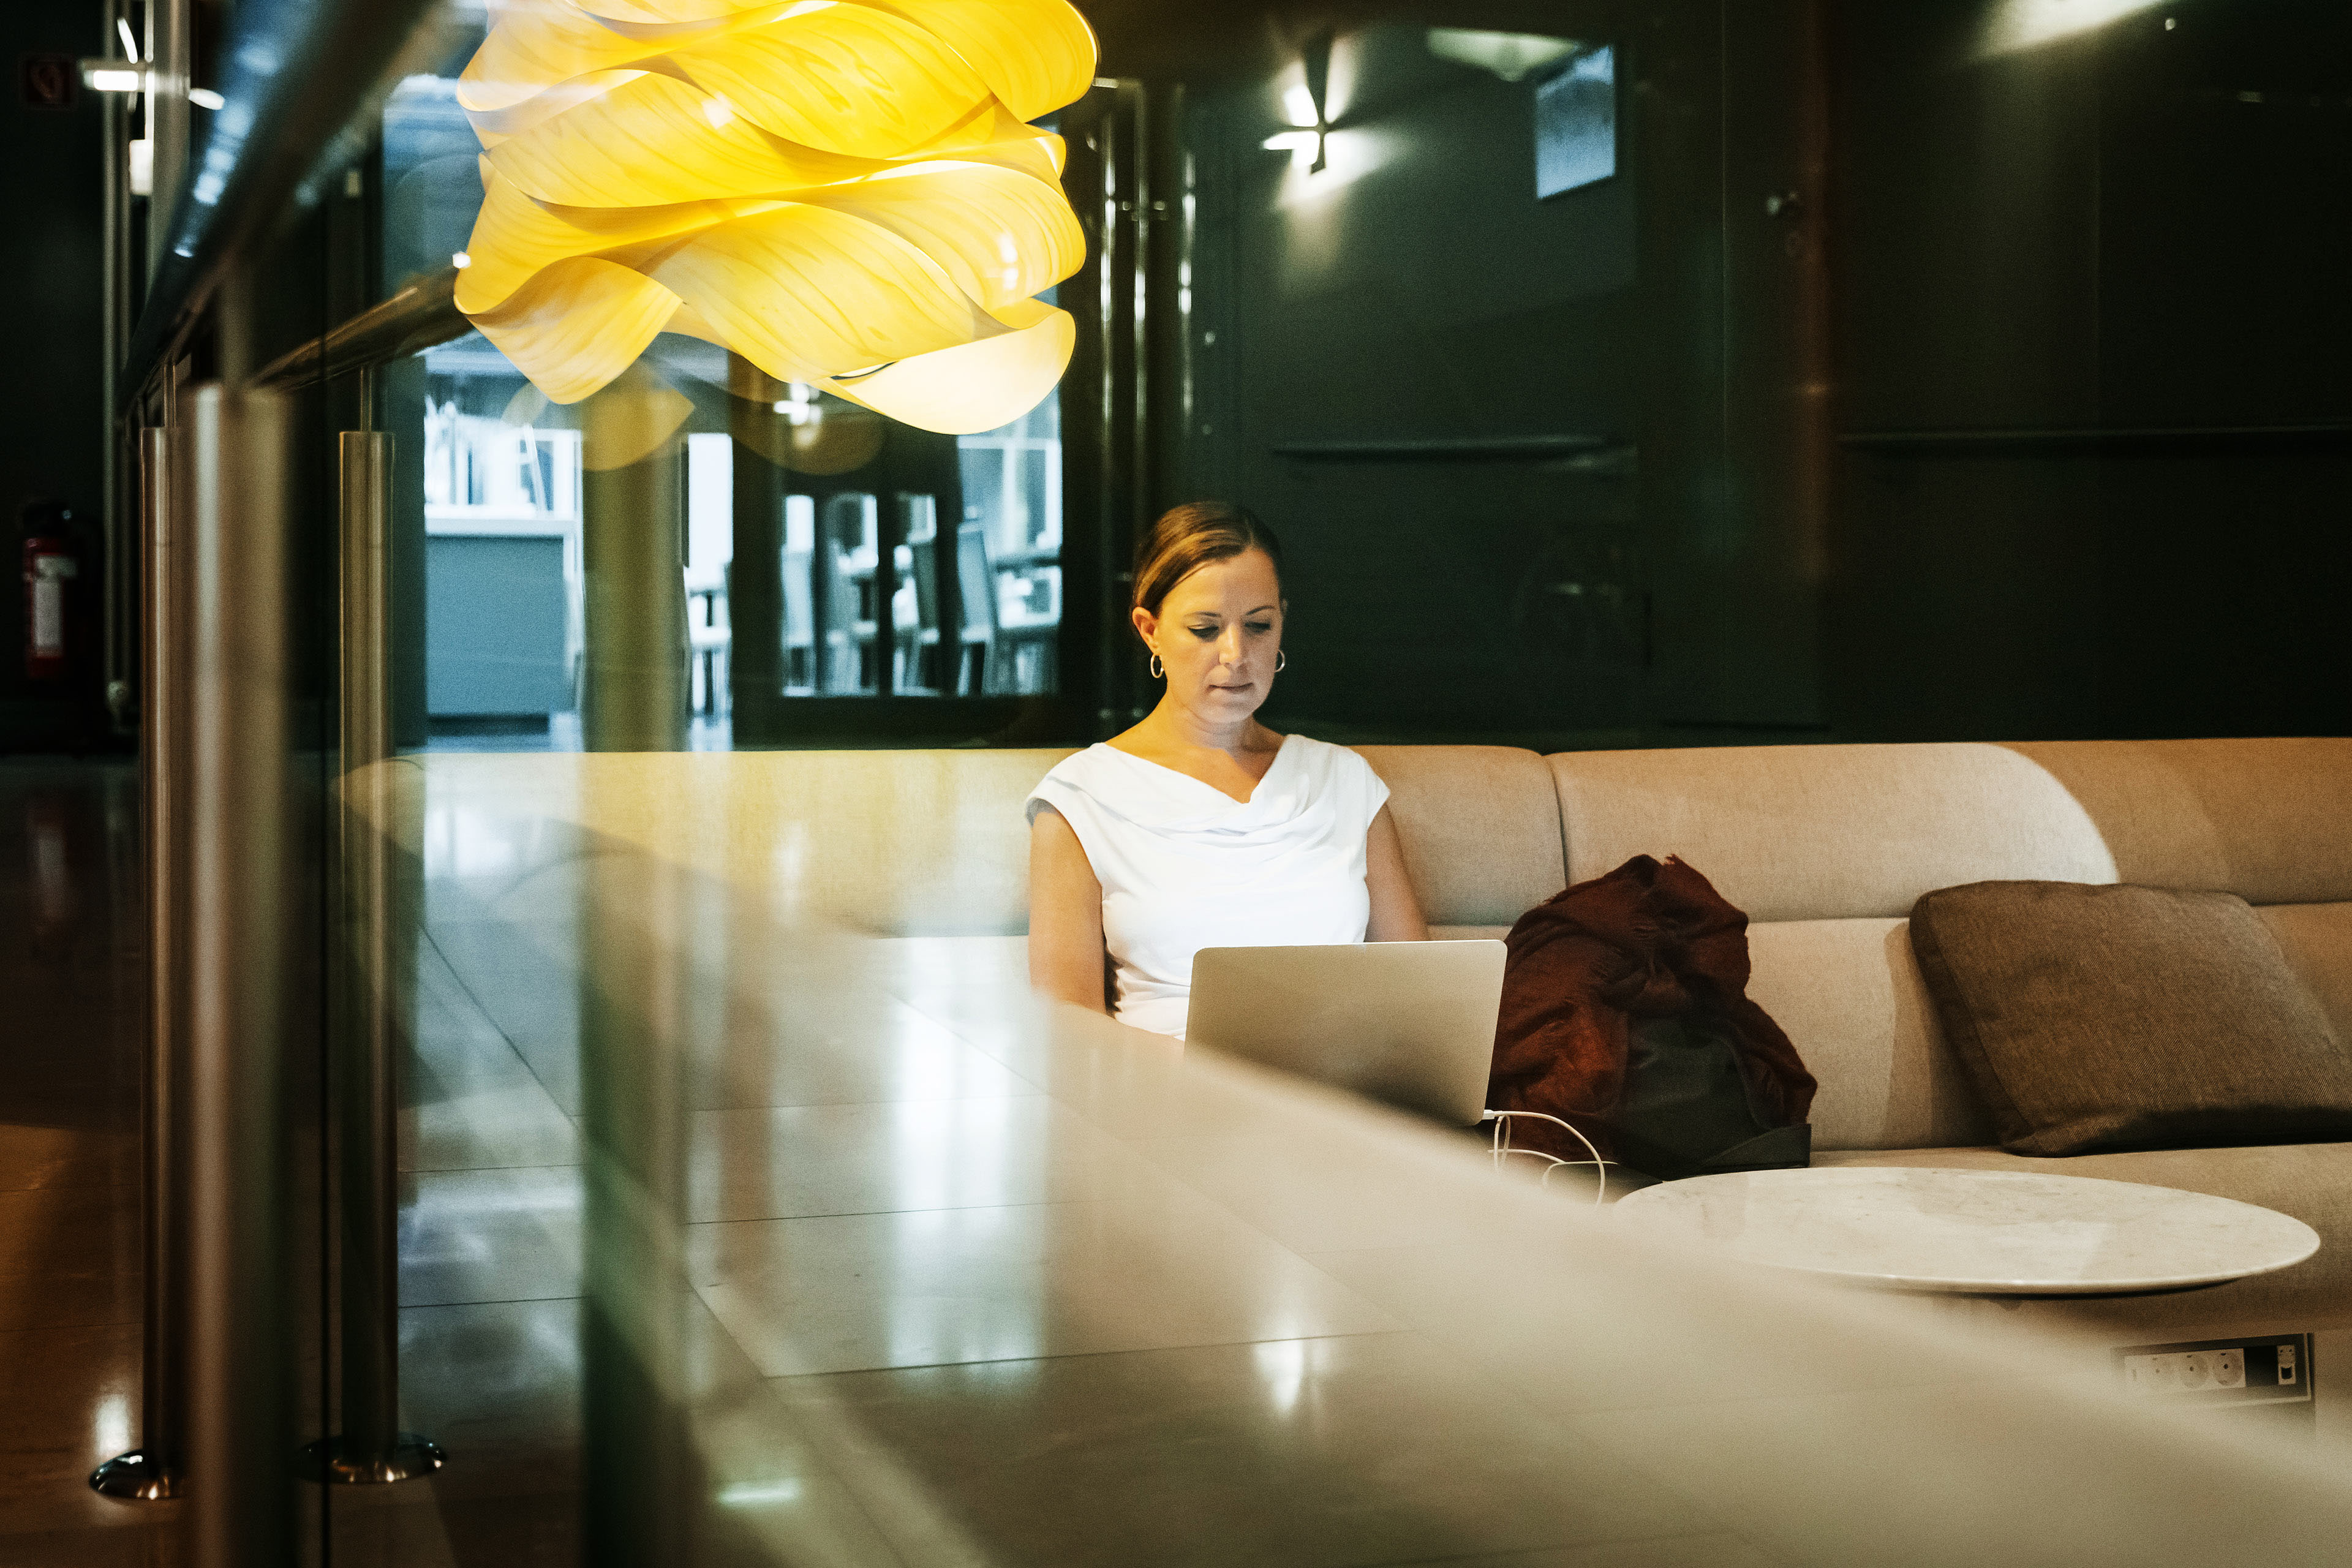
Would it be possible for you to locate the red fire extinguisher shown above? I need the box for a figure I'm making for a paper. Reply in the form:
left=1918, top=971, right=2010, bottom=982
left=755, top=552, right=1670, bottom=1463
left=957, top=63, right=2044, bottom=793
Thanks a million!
left=22, top=502, right=79, bottom=683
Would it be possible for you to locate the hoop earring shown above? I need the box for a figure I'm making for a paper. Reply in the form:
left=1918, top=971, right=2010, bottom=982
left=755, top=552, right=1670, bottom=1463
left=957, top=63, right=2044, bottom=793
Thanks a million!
left=1149, top=653, right=1164, bottom=679
left=1275, top=650, right=1287, bottom=673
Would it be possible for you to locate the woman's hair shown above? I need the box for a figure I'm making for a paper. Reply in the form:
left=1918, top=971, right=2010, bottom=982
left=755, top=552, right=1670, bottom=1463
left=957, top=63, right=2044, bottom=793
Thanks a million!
left=1131, top=500, right=1283, bottom=617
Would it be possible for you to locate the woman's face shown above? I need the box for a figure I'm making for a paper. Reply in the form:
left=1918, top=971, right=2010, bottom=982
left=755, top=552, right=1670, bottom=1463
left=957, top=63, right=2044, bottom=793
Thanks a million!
left=1133, top=548, right=1284, bottom=725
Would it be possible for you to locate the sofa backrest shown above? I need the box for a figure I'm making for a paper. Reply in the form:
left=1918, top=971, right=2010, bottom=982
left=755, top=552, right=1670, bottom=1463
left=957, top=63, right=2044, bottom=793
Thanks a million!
left=1357, top=745, right=1566, bottom=935
left=1547, top=737, right=2352, bottom=1151
left=2003, top=739, right=2352, bottom=904
left=1548, top=742, right=2121, bottom=922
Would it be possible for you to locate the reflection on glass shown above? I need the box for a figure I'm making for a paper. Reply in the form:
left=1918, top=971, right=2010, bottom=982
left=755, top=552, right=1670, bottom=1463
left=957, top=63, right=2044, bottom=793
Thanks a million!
left=423, top=337, right=581, bottom=733
left=955, top=394, right=1063, bottom=696
left=1534, top=47, right=1616, bottom=198
left=685, top=433, right=734, bottom=717
left=758, top=389, right=1063, bottom=704
left=384, top=70, right=483, bottom=294
left=1254, top=1338, right=1310, bottom=1420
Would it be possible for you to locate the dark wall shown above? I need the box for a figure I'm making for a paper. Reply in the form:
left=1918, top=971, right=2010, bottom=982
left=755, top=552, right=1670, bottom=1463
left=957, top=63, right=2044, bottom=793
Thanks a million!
left=1177, top=3, right=1836, bottom=748
left=1, top=1, right=110, bottom=750
left=1172, top=1, right=2348, bottom=750
left=1831, top=0, right=2352, bottom=742
left=1184, top=17, right=1657, bottom=745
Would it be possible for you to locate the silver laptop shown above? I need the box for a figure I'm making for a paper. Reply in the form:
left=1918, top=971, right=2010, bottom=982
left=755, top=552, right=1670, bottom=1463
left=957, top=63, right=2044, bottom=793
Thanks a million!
left=1185, top=941, right=1507, bottom=1127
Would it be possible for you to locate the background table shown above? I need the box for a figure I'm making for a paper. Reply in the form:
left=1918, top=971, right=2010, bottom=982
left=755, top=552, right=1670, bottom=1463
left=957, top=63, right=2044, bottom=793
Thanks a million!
left=1615, top=1166, right=2321, bottom=1295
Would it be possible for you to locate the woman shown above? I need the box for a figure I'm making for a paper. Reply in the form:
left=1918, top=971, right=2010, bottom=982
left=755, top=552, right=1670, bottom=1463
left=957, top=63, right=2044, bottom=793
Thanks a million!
left=1026, top=501, right=1427, bottom=1036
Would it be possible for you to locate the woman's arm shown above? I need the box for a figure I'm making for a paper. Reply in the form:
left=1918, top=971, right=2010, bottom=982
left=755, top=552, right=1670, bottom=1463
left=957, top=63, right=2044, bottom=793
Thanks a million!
left=1028, top=805, right=1112, bottom=1012
left=1365, top=804, right=1430, bottom=942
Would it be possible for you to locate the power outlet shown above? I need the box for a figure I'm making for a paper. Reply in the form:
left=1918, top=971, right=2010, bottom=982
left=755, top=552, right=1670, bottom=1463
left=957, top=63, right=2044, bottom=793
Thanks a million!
left=2115, top=1334, right=2312, bottom=1408
left=2124, top=1348, right=2245, bottom=1394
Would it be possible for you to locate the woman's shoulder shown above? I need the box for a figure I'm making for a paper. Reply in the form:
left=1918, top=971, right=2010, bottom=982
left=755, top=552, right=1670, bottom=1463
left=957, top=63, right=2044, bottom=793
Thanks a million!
left=1278, top=733, right=1379, bottom=780
left=1036, top=742, right=1121, bottom=785
left=1273, top=735, right=1390, bottom=821
left=1027, top=744, right=1120, bottom=811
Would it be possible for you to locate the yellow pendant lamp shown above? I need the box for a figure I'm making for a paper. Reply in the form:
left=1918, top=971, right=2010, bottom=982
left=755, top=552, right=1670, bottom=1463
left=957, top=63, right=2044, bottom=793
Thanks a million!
left=454, top=0, right=1098, bottom=435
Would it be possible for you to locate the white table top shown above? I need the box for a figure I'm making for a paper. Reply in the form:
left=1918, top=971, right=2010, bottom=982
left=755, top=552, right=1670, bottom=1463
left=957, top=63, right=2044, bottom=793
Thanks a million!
left=1615, top=1166, right=2321, bottom=1295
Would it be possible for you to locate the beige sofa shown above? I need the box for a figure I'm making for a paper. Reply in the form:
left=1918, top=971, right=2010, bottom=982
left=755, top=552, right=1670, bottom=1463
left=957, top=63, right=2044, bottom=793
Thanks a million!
left=404, top=735, right=2352, bottom=1345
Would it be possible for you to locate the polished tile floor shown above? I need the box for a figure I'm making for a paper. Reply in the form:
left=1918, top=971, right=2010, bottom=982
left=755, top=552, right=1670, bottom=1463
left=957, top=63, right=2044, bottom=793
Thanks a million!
left=0, top=762, right=172, bottom=1566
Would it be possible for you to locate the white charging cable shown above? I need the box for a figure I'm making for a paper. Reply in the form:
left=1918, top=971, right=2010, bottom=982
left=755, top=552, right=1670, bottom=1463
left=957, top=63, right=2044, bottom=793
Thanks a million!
left=1482, top=1110, right=1611, bottom=1205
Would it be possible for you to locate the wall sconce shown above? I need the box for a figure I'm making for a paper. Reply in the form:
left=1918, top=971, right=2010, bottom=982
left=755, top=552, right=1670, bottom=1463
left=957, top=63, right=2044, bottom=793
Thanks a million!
left=1262, top=29, right=1333, bottom=173
left=80, top=20, right=222, bottom=114
left=80, top=62, right=147, bottom=94
left=82, top=21, right=146, bottom=96
left=453, top=0, right=1098, bottom=437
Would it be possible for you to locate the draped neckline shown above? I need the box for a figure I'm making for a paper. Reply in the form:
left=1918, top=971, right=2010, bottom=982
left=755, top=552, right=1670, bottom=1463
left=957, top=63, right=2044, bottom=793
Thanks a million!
left=1082, top=734, right=1305, bottom=828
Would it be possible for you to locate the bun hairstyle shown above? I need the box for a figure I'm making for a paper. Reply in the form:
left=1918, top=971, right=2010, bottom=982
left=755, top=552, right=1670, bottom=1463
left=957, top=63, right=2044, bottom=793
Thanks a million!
left=1131, top=501, right=1284, bottom=620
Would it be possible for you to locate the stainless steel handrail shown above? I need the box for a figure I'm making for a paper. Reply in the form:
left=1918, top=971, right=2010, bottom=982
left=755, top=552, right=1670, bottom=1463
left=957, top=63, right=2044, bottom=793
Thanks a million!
left=251, top=268, right=469, bottom=393
left=118, top=0, right=446, bottom=405
left=92, top=428, right=189, bottom=1504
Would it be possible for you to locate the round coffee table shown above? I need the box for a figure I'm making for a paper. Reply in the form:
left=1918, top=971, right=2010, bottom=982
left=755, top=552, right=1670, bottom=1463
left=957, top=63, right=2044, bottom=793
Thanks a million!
left=1613, top=1166, right=2321, bottom=1295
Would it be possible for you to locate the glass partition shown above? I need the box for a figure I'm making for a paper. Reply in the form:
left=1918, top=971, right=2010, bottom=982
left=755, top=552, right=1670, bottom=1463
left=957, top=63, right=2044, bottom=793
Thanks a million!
left=93, top=1, right=2352, bottom=1563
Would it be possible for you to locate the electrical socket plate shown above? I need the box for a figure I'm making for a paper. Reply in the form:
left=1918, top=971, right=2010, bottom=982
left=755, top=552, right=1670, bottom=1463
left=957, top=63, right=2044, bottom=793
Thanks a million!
left=2115, top=1333, right=2311, bottom=1407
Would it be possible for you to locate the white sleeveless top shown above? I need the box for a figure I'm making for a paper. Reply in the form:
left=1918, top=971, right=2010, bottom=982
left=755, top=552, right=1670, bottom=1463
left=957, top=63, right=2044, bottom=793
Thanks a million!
left=1025, top=735, right=1390, bottom=1037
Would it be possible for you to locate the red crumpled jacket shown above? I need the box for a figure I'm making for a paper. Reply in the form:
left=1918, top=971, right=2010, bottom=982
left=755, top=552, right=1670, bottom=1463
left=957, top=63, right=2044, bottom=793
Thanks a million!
left=1486, top=853, right=1816, bottom=1163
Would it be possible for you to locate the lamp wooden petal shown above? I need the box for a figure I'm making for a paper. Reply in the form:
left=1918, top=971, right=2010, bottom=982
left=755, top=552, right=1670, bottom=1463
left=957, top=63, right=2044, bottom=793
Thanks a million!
left=854, top=0, right=1098, bottom=122
left=823, top=304, right=1075, bottom=436
left=486, top=70, right=877, bottom=208
left=459, top=0, right=1098, bottom=431
left=649, top=202, right=997, bottom=384
left=470, top=255, right=682, bottom=404
left=668, top=6, right=990, bottom=159
left=801, top=163, right=1082, bottom=310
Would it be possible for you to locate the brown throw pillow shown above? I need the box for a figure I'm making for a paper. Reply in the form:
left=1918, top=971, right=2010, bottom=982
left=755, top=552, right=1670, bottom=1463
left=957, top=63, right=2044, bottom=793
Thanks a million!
left=1908, top=881, right=2352, bottom=1156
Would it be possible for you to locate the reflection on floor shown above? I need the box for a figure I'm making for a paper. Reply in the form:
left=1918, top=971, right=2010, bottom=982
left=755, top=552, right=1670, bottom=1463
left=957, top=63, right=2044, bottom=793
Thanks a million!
left=0, top=763, right=168, bottom=1567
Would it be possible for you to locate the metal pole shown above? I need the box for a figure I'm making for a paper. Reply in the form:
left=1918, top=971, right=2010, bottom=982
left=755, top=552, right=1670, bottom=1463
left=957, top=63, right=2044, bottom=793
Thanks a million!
left=182, top=382, right=296, bottom=1568
left=580, top=841, right=698, bottom=1566
left=100, top=0, right=126, bottom=734
left=309, top=432, right=443, bottom=1483
left=726, top=355, right=786, bottom=741
left=92, top=428, right=187, bottom=1504
left=580, top=372, right=689, bottom=752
